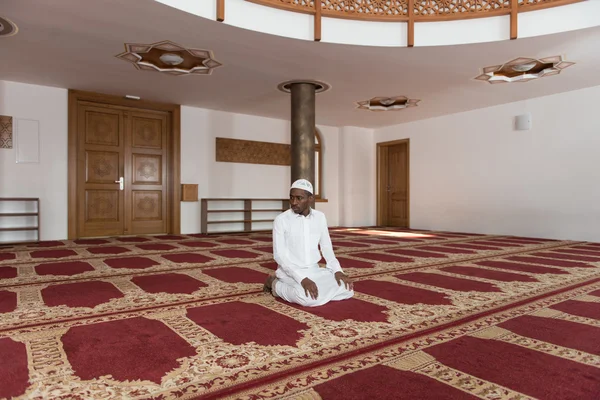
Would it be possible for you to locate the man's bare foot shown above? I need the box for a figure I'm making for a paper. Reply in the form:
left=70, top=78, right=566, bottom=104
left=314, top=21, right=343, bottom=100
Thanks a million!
left=263, top=274, right=276, bottom=294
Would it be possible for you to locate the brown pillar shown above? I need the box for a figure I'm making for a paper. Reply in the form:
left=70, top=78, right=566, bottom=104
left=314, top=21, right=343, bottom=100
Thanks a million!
left=290, top=82, right=316, bottom=188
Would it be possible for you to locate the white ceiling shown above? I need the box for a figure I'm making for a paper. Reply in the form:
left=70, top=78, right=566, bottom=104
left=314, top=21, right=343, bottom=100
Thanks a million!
left=2, top=0, right=600, bottom=128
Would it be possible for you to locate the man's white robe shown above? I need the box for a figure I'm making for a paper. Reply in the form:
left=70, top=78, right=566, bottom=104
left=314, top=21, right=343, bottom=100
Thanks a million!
left=272, top=208, right=353, bottom=307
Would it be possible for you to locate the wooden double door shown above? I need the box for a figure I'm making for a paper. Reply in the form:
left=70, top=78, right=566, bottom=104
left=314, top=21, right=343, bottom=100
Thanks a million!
left=69, top=91, right=180, bottom=238
left=377, top=139, right=409, bottom=228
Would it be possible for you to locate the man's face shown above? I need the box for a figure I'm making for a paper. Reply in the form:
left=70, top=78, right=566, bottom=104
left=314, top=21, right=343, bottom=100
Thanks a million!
left=290, top=188, right=312, bottom=216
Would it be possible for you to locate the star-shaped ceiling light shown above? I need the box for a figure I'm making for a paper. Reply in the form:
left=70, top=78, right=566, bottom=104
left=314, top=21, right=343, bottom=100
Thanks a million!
left=475, top=56, right=574, bottom=84
left=116, top=40, right=222, bottom=76
left=0, top=16, right=18, bottom=37
left=356, top=96, right=420, bottom=112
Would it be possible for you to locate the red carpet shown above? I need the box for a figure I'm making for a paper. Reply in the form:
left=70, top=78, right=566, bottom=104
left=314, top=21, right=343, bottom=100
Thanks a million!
left=315, top=364, right=479, bottom=400
left=0, top=266, right=17, bottom=279
left=425, top=336, right=600, bottom=399
left=187, top=301, right=308, bottom=347
left=132, top=272, right=208, bottom=294
left=62, top=317, right=197, bottom=384
left=41, top=281, right=125, bottom=308
left=0, top=228, right=599, bottom=399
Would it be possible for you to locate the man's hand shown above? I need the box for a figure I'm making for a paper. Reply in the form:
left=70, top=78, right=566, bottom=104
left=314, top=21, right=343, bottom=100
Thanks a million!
left=335, top=271, right=354, bottom=291
left=301, top=278, right=319, bottom=300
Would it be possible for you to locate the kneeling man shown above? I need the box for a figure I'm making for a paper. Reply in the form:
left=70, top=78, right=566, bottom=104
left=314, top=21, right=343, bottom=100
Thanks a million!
left=264, top=179, right=354, bottom=307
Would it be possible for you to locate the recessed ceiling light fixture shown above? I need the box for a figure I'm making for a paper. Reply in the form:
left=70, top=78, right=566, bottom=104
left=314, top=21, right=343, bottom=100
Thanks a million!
left=159, top=53, right=185, bottom=66
left=475, top=56, right=575, bottom=84
left=116, top=40, right=222, bottom=76
left=0, top=16, right=18, bottom=37
left=356, top=96, right=420, bottom=112
left=511, top=62, right=537, bottom=72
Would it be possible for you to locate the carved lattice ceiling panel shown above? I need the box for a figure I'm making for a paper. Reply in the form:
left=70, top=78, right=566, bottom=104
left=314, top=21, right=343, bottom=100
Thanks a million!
left=414, top=0, right=510, bottom=16
left=519, top=0, right=568, bottom=8
left=251, top=0, right=582, bottom=20
left=323, top=0, right=409, bottom=17
left=292, top=0, right=314, bottom=7
left=265, top=0, right=315, bottom=11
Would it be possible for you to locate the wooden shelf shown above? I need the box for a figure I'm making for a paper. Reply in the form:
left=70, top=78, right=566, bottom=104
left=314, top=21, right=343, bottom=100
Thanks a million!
left=206, top=208, right=286, bottom=213
left=0, top=239, right=40, bottom=246
left=0, top=198, right=40, bottom=244
left=201, top=229, right=271, bottom=235
left=0, top=197, right=40, bottom=201
left=206, top=209, right=247, bottom=213
left=0, top=213, right=39, bottom=217
left=0, top=227, right=39, bottom=231
left=201, top=198, right=288, bottom=234
left=207, top=219, right=253, bottom=224
left=202, top=198, right=287, bottom=201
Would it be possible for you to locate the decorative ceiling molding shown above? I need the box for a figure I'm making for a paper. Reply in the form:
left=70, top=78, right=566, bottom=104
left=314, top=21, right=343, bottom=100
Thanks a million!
left=324, top=0, right=409, bottom=19
left=246, top=0, right=582, bottom=21
left=243, top=0, right=584, bottom=44
left=356, top=96, right=420, bottom=112
left=0, top=16, right=18, bottom=37
left=277, top=79, right=331, bottom=94
left=116, top=40, right=222, bottom=76
left=475, top=56, right=575, bottom=84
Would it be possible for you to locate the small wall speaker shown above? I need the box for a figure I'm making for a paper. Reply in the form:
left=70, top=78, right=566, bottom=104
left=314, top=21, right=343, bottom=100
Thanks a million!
left=515, top=113, right=531, bottom=131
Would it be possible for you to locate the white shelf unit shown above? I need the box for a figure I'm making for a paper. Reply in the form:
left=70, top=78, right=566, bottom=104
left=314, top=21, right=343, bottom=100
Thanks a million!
left=0, top=198, right=40, bottom=244
left=200, top=198, right=288, bottom=234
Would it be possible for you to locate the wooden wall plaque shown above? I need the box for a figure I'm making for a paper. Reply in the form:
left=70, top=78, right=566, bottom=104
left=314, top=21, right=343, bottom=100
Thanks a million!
left=0, top=115, right=13, bottom=149
left=181, top=184, right=199, bottom=202
left=216, top=137, right=291, bottom=166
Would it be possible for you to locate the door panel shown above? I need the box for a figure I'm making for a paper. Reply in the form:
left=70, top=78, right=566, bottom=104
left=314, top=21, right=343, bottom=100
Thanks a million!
left=125, top=111, right=168, bottom=235
left=388, top=143, right=409, bottom=227
left=132, top=190, right=163, bottom=221
left=131, top=116, right=163, bottom=149
left=86, top=151, right=120, bottom=183
left=379, top=141, right=409, bottom=228
left=78, top=106, right=125, bottom=237
left=85, top=110, right=120, bottom=146
left=132, top=154, right=162, bottom=184
left=85, top=190, right=120, bottom=222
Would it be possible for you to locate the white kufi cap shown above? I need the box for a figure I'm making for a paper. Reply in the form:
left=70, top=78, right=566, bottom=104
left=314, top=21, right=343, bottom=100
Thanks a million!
left=290, top=179, right=313, bottom=195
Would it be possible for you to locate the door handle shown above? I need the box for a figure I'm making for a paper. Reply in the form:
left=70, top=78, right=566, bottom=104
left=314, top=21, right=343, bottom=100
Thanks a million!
left=114, top=177, right=124, bottom=190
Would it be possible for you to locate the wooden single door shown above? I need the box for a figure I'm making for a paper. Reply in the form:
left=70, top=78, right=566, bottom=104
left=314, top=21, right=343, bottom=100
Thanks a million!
left=77, top=105, right=126, bottom=237
left=387, top=142, right=409, bottom=227
left=377, top=140, right=409, bottom=228
left=77, top=105, right=169, bottom=237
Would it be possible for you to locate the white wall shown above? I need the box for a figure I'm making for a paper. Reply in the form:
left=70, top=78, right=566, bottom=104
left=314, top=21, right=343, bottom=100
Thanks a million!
left=338, top=126, right=376, bottom=227
left=0, top=81, right=68, bottom=242
left=180, top=106, right=342, bottom=233
left=374, top=84, right=600, bottom=242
